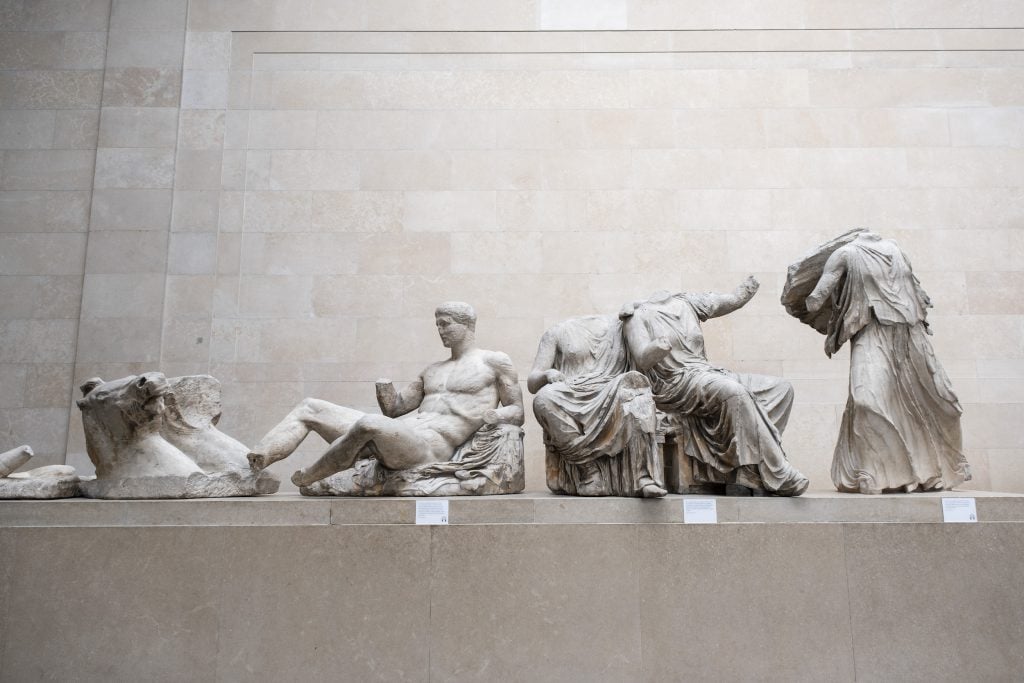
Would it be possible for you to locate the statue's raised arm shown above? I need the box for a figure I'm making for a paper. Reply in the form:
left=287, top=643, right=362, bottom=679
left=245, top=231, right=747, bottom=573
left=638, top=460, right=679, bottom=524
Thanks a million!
left=375, top=376, right=425, bottom=418
left=621, top=287, right=808, bottom=497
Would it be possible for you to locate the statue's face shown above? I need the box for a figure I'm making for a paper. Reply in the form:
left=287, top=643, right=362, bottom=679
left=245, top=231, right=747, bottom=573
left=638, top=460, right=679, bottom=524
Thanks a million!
left=435, top=314, right=469, bottom=348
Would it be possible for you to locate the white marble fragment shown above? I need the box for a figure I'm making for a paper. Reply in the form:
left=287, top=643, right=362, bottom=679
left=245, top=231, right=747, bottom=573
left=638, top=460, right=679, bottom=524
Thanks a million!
left=0, top=445, right=34, bottom=477
left=0, top=447, right=83, bottom=499
left=77, top=372, right=279, bottom=499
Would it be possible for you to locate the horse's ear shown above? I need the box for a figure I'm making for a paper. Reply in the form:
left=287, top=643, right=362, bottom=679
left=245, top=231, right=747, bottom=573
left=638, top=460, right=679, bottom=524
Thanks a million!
left=80, top=378, right=103, bottom=396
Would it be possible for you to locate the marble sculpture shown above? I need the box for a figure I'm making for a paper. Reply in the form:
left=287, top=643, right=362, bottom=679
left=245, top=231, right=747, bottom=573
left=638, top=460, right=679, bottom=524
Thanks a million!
left=248, top=302, right=526, bottom=496
left=783, top=229, right=971, bottom=494
left=529, top=314, right=666, bottom=497
left=77, top=373, right=279, bottom=498
left=621, top=278, right=809, bottom=496
left=0, top=445, right=83, bottom=499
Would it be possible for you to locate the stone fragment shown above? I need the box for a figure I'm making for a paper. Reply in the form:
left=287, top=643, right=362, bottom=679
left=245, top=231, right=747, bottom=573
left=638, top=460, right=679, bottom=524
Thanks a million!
left=77, top=372, right=279, bottom=499
left=0, top=446, right=83, bottom=499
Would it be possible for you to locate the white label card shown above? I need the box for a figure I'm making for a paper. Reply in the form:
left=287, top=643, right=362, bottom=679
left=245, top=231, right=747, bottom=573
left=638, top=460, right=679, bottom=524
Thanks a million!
left=415, top=499, right=449, bottom=525
left=941, top=497, right=977, bottom=523
left=683, top=498, right=718, bottom=524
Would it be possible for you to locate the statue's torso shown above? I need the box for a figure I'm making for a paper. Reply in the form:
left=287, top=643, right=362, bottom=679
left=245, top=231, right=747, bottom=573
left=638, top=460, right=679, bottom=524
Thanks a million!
left=406, top=350, right=501, bottom=458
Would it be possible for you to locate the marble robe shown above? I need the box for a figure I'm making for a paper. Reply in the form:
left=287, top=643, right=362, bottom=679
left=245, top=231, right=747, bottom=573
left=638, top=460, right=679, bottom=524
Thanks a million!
left=817, top=238, right=970, bottom=493
left=533, top=315, right=664, bottom=496
left=627, top=295, right=808, bottom=495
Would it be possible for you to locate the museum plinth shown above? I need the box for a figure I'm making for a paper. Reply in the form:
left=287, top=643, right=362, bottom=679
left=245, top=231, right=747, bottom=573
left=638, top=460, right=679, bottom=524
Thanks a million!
left=2, top=491, right=1022, bottom=681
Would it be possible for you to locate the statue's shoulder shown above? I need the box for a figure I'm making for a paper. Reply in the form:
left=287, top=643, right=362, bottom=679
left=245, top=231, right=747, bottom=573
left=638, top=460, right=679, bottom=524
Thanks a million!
left=547, top=314, right=607, bottom=337
left=478, top=348, right=517, bottom=375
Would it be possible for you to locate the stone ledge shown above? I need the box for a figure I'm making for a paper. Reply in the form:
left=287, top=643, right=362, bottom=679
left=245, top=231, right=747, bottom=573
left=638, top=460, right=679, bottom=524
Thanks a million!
left=1, top=489, right=1021, bottom=527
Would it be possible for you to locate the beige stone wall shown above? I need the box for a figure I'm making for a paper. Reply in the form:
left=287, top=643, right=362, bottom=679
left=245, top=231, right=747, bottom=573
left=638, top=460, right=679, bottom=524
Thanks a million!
left=2, top=0, right=1022, bottom=492
left=1, top=0, right=110, bottom=466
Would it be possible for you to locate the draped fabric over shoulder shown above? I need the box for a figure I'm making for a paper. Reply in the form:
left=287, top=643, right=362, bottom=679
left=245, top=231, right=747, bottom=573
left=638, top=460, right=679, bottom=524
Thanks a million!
left=628, top=295, right=808, bottom=496
left=819, top=238, right=970, bottom=493
left=533, top=315, right=663, bottom=497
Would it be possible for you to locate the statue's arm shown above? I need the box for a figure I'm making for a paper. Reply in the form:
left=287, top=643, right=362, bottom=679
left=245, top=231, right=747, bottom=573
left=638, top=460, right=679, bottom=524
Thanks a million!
left=527, top=329, right=564, bottom=394
left=485, top=352, right=526, bottom=426
left=622, top=313, right=671, bottom=372
left=806, top=250, right=848, bottom=314
left=703, top=276, right=760, bottom=319
left=375, top=375, right=425, bottom=418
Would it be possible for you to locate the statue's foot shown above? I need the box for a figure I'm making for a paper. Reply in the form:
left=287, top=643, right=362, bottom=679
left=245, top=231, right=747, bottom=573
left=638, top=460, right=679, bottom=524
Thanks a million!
left=460, top=476, right=485, bottom=493
left=640, top=483, right=667, bottom=498
left=291, top=468, right=318, bottom=487
left=247, top=452, right=268, bottom=472
left=788, top=477, right=809, bottom=497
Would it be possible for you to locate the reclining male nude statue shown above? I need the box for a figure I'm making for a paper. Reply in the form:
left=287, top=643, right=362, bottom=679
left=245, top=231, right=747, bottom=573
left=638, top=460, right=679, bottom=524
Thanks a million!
left=620, top=277, right=809, bottom=496
left=248, top=302, right=527, bottom=496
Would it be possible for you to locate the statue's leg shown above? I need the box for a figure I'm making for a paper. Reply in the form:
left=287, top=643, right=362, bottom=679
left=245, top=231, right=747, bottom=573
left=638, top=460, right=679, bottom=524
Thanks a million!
left=291, top=414, right=432, bottom=487
left=734, top=372, right=795, bottom=434
left=248, top=399, right=363, bottom=470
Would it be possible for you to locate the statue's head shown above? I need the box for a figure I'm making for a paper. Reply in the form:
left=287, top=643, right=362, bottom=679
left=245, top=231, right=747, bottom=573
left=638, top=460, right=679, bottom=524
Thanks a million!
left=435, top=301, right=476, bottom=347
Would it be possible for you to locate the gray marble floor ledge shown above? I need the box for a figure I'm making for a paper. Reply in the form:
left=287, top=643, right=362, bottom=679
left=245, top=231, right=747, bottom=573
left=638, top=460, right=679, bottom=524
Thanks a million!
left=0, top=489, right=1021, bottom=527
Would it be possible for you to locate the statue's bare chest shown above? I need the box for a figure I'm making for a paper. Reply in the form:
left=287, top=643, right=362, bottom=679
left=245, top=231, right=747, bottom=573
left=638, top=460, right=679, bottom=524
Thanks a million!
left=423, top=357, right=494, bottom=396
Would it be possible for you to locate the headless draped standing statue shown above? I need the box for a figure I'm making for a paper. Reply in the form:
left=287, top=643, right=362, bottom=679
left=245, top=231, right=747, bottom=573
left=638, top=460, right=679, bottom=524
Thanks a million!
left=796, top=231, right=970, bottom=494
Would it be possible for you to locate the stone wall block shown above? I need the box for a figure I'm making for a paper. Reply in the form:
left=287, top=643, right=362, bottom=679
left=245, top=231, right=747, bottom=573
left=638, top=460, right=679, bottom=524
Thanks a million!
left=94, top=148, right=175, bottom=189
left=53, top=110, right=100, bottom=149
left=180, top=69, right=230, bottom=109
left=311, top=191, right=403, bottom=233
left=0, top=191, right=90, bottom=232
left=84, top=230, right=169, bottom=274
left=178, top=109, right=225, bottom=150
left=0, top=319, right=78, bottom=363
left=1, top=150, right=95, bottom=190
left=170, top=190, right=219, bottom=232
left=173, top=149, right=222, bottom=191
left=80, top=273, right=166, bottom=319
left=0, top=233, right=87, bottom=275
left=105, top=30, right=186, bottom=68
left=60, top=31, right=108, bottom=69
left=102, top=68, right=182, bottom=108
left=110, top=0, right=188, bottom=30
left=97, top=107, right=179, bottom=148
left=167, top=231, right=218, bottom=275
left=89, top=188, right=173, bottom=230
left=0, top=110, right=57, bottom=150
left=0, top=275, right=82, bottom=319
left=75, top=317, right=163, bottom=363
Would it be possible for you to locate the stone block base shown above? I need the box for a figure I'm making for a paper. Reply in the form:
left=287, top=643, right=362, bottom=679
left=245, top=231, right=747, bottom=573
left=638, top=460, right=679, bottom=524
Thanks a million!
left=1, top=491, right=1022, bottom=680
